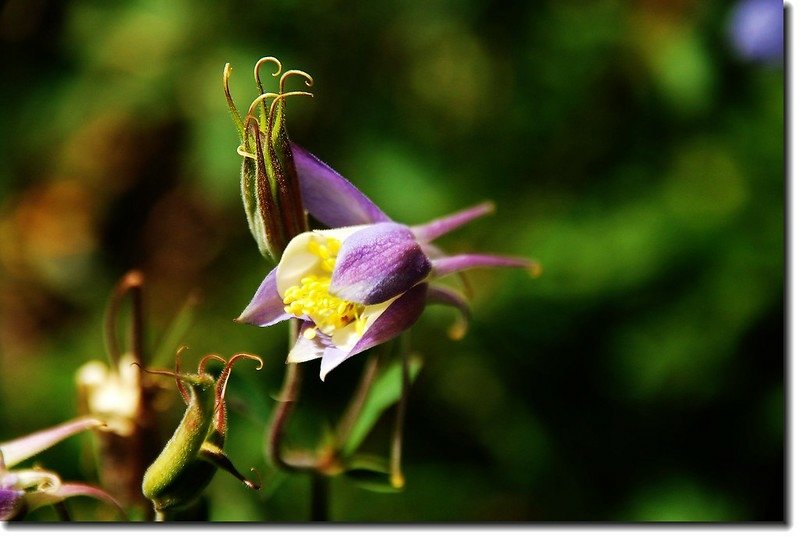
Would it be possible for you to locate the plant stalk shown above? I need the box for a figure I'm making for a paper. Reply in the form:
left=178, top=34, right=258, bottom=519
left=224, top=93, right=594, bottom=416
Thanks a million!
left=310, top=473, right=329, bottom=522
left=390, top=336, right=411, bottom=488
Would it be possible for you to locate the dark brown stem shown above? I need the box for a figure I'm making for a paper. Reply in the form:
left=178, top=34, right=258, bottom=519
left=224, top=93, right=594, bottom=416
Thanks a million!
left=53, top=501, right=71, bottom=521
left=103, top=270, right=145, bottom=367
left=267, top=361, right=301, bottom=471
left=266, top=319, right=316, bottom=471
left=310, top=473, right=329, bottom=522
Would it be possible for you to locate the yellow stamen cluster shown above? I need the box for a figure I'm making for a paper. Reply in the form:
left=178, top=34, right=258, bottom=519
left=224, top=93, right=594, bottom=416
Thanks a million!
left=282, top=236, right=366, bottom=338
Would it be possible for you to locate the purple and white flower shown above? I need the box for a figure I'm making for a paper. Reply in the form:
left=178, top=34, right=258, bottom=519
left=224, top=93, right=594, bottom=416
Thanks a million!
left=238, top=144, right=537, bottom=380
left=0, top=417, right=124, bottom=520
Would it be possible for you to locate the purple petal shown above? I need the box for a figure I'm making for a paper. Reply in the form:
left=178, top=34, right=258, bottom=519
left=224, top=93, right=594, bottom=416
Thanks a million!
left=431, top=253, right=540, bottom=279
left=0, top=488, right=23, bottom=521
left=236, top=267, right=291, bottom=327
left=0, top=417, right=104, bottom=468
left=320, top=283, right=428, bottom=380
left=291, top=143, right=392, bottom=227
left=411, top=201, right=495, bottom=242
left=426, top=285, right=471, bottom=340
left=330, top=223, right=431, bottom=305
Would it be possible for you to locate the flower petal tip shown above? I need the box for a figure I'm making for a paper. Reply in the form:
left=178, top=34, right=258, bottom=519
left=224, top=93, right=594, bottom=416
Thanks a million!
left=528, top=262, right=543, bottom=278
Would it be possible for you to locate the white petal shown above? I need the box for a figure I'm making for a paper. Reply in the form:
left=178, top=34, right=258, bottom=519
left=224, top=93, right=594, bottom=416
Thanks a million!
left=286, top=334, right=327, bottom=363
left=329, top=296, right=398, bottom=352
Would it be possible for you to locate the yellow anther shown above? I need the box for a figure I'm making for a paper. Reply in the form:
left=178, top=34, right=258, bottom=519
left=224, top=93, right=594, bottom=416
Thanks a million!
left=281, top=235, right=367, bottom=338
left=354, top=315, right=367, bottom=335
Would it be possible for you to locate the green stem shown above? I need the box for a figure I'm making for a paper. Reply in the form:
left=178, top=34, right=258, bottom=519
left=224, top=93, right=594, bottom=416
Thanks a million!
left=334, top=354, right=380, bottom=450
left=390, top=336, right=411, bottom=488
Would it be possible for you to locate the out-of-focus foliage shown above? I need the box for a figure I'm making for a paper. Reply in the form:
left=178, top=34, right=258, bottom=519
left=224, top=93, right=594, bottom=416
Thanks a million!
left=0, top=0, right=782, bottom=522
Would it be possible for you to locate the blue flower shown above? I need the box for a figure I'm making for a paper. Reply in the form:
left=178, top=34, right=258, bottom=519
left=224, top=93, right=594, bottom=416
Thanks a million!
left=238, top=145, right=537, bottom=380
left=729, top=0, right=783, bottom=64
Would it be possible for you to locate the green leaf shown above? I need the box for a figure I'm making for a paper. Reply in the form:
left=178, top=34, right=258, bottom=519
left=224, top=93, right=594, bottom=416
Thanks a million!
left=341, top=355, right=422, bottom=456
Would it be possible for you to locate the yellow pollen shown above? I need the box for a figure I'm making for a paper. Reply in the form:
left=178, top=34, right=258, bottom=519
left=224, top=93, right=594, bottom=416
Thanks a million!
left=282, top=236, right=366, bottom=337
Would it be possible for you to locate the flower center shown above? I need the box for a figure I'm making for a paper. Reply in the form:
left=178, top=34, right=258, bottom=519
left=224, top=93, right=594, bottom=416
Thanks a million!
left=282, top=236, right=366, bottom=338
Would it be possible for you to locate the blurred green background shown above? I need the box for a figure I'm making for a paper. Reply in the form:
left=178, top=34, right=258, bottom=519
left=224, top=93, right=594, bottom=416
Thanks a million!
left=0, top=0, right=783, bottom=522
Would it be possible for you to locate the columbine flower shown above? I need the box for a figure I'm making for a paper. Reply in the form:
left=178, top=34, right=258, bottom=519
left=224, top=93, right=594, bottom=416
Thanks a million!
left=77, top=357, right=141, bottom=437
left=238, top=144, right=538, bottom=380
left=0, top=417, right=124, bottom=520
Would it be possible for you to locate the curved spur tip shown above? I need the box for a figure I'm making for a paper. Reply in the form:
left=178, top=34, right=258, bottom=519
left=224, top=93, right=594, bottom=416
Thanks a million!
left=528, top=261, right=543, bottom=278
left=447, top=322, right=468, bottom=341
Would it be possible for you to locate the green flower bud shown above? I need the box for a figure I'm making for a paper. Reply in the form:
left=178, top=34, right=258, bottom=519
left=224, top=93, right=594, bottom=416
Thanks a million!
left=224, top=57, right=313, bottom=261
left=140, top=349, right=263, bottom=521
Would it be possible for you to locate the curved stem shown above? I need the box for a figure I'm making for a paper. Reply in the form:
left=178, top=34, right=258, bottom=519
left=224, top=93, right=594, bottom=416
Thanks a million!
left=267, top=319, right=316, bottom=471
left=267, top=363, right=302, bottom=471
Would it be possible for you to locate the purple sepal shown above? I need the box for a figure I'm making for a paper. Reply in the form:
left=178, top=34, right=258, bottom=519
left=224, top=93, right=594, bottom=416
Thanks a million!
left=320, top=283, right=428, bottom=380
left=0, top=417, right=103, bottom=468
left=426, top=285, right=471, bottom=340
left=432, top=253, right=537, bottom=278
left=237, top=268, right=291, bottom=327
left=330, top=223, right=432, bottom=305
left=427, top=285, right=471, bottom=320
left=411, top=201, right=495, bottom=242
left=291, top=143, right=392, bottom=228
